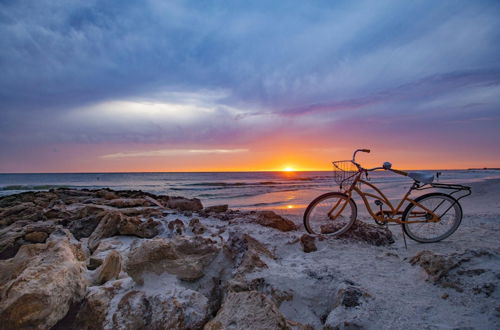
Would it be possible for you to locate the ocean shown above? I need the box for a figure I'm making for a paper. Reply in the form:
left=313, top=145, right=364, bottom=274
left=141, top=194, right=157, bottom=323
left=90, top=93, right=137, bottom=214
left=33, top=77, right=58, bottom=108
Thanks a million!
left=1, top=170, right=499, bottom=216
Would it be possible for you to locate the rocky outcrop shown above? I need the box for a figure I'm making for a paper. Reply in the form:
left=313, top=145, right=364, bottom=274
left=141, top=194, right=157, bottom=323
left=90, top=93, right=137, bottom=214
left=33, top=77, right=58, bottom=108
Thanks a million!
left=321, top=220, right=394, bottom=246
left=225, top=232, right=275, bottom=275
left=168, top=219, right=186, bottom=235
left=189, top=217, right=207, bottom=235
left=333, top=285, right=371, bottom=309
left=96, top=250, right=122, bottom=285
left=87, top=211, right=122, bottom=251
left=409, top=249, right=499, bottom=293
left=167, top=196, right=203, bottom=211
left=204, top=204, right=229, bottom=213
left=300, top=234, right=317, bottom=253
left=254, top=211, right=297, bottom=232
left=0, top=230, right=87, bottom=329
left=126, top=236, right=220, bottom=284
left=76, top=283, right=212, bottom=330
left=204, top=291, right=290, bottom=330
left=117, top=216, right=160, bottom=238
left=24, top=231, right=48, bottom=243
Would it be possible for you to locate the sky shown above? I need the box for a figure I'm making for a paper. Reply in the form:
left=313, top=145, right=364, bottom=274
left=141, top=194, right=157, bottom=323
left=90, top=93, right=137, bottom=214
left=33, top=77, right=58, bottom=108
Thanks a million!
left=1, top=0, right=500, bottom=172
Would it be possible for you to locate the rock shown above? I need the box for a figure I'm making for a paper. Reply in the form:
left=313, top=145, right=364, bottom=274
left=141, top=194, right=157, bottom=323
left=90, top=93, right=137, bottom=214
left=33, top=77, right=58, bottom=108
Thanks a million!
left=111, top=290, right=150, bottom=329
left=189, top=218, right=207, bottom=235
left=300, top=234, right=317, bottom=253
left=333, top=285, right=370, bottom=308
left=0, top=202, right=44, bottom=227
left=96, top=250, right=122, bottom=285
left=409, top=249, right=498, bottom=294
left=204, top=205, right=228, bottom=213
left=118, top=216, right=160, bottom=238
left=0, top=231, right=87, bottom=329
left=24, top=231, right=49, bottom=243
left=168, top=219, right=185, bottom=235
left=126, top=236, right=220, bottom=284
left=321, top=221, right=394, bottom=246
left=74, top=283, right=121, bottom=329
left=167, top=196, right=203, bottom=211
left=409, top=250, right=458, bottom=282
left=95, top=189, right=119, bottom=200
left=105, top=198, right=151, bottom=208
left=473, top=283, right=495, bottom=297
left=254, top=211, right=297, bottom=232
left=88, top=257, right=103, bottom=270
left=75, top=281, right=211, bottom=330
left=324, top=321, right=364, bottom=330
left=204, top=291, right=290, bottom=330
left=225, top=232, right=275, bottom=275
left=148, top=291, right=210, bottom=329
left=67, top=213, right=102, bottom=240
left=88, top=211, right=122, bottom=251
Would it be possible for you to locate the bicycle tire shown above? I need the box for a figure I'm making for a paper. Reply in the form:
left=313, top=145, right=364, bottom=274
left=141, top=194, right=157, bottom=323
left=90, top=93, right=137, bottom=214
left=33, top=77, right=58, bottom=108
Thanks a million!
left=303, top=192, right=357, bottom=236
left=402, top=193, right=462, bottom=243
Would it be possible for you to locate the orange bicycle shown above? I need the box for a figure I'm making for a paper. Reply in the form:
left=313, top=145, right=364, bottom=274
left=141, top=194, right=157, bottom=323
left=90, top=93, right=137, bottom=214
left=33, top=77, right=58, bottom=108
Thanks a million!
left=303, top=149, right=471, bottom=243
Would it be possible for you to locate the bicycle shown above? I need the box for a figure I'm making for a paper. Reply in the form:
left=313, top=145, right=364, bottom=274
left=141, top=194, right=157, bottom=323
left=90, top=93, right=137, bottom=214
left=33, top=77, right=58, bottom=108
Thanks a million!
left=303, top=149, right=471, bottom=243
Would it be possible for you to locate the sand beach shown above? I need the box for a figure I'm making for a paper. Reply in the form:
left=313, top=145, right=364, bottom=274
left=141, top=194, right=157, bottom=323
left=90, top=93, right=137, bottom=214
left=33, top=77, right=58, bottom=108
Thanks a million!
left=0, top=173, right=498, bottom=329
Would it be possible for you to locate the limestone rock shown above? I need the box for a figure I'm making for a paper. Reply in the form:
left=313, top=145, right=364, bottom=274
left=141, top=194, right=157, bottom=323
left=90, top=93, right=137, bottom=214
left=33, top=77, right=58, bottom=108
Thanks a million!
left=189, top=218, right=207, bottom=235
left=105, top=198, right=150, bottom=208
left=111, top=290, right=150, bottom=329
left=300, top=234, right=317, bottom=253
left=126, top=236, right=220, bottom=284
left=88, top=211, right=122, bottom=251
left=148, top=291, right=210, bottom=329
left=118, top=216, right=160, bottom=238
left=168, top=219, right=185, bottom=235
left=0, top=231, right=87, bottom=329
left=96, top=250, right=122, bottom=285
left=74, top=283, right=121, bottom=329
left=24, top=231, right=48, bottom=243
left=225, top=232, right=275, bottom=275
left=204, top=291, right=290, bottom=330
left=66, top=206, right=108, bottom=240
left=333, top=285, right=371, bottom=309
left=321, top=221, right=394, bottom=246
left=167, top=196, right=203, bottom=211
left=255, top=211, right=297, bottom=232
left=75, top=282, right=211, bottom=330
left=409, top=250, right=458, bottom=282
left=204, top=204, right=228, bottom=213
left=408, top=249, right=498, bottom=293
left=95, top=189, right=119, bottom=200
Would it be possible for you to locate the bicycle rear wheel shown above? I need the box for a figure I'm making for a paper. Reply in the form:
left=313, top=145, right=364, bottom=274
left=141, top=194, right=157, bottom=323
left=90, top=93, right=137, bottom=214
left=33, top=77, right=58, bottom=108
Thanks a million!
left=303, top=192, right=357, bottom=236
left=402, top=193, right=462, bottom=243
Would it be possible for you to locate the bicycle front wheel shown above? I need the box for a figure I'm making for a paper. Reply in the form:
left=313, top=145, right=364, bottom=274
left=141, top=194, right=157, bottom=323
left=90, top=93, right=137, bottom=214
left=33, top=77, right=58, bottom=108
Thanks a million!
left=402, top=193, right=462, bottom=243
left=303, top=192, right=357, bottom=236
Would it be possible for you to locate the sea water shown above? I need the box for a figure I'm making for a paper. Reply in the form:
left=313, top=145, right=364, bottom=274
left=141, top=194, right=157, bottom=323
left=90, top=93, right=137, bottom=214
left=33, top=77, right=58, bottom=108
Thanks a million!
left=1, top=170, right=499, bottom=216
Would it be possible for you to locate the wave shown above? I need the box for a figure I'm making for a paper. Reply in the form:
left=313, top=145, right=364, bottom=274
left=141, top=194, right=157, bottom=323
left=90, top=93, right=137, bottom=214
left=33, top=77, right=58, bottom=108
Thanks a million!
left=0, top=184, right=72, bottom=191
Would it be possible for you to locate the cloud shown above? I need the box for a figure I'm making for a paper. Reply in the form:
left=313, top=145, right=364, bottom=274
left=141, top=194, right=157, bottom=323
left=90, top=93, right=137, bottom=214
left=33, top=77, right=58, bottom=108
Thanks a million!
left=101, top=148, right=248, bottom=159
left=1, top=0, right=500, bottom=170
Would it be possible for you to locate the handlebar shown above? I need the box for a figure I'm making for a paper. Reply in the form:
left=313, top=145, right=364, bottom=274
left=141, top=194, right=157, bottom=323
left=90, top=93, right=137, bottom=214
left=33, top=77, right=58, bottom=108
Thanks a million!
left=352, top=148, right=371, bottom=163
left=350, top=148, right=407, bottom=176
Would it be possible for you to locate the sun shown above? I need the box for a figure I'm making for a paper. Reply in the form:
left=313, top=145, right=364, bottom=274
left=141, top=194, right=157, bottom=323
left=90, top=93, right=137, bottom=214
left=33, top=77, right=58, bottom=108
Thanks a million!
left=282, top=166, right=295, bottom=172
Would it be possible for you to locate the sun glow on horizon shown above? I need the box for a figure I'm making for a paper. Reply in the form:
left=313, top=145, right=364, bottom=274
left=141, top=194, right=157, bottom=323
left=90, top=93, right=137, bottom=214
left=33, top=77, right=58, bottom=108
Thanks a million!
left=282, top=166, right=295, bottom=172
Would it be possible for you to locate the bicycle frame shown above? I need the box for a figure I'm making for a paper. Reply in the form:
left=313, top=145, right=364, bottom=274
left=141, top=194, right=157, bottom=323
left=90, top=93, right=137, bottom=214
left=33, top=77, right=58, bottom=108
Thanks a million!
left=344, top=175, right=433, bottom=224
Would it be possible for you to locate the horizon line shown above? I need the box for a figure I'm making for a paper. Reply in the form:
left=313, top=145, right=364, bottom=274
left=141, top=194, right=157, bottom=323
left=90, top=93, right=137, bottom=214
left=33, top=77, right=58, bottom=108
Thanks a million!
left=0, top=168, right=494, bottom=175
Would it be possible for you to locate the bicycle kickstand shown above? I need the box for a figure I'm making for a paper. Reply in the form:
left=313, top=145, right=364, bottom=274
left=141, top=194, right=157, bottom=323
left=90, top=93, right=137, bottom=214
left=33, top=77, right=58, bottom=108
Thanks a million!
left=401, top=226, right=408, bottom=250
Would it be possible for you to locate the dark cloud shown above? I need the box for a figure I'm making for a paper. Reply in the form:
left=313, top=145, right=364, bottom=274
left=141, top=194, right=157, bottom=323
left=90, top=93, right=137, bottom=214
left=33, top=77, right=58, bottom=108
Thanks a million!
left=1, top=0, right=500, bottom=161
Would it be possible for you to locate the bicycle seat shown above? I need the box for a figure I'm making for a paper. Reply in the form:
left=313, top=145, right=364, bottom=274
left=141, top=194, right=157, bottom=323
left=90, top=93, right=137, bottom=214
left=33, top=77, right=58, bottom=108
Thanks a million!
left=408, top=172, right=434, bottom=184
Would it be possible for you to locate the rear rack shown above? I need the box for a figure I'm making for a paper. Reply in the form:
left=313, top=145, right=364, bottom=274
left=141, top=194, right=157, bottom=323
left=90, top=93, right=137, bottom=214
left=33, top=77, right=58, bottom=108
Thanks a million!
left=415, top=182, right=472, bottom=202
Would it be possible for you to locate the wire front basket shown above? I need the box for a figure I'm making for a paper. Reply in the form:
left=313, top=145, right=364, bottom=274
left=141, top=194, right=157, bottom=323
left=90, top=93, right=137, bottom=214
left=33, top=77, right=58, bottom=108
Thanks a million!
left=332, top=160, right=359, bottom=191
